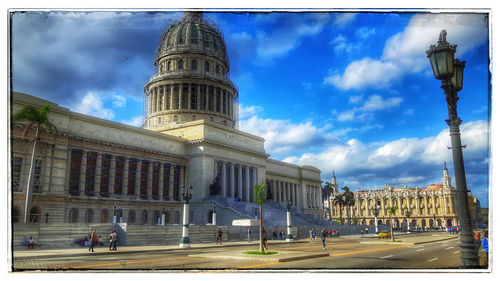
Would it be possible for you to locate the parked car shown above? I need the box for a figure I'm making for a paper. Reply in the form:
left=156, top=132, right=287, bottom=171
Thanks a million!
left=378, top=231, right=391, bottom=239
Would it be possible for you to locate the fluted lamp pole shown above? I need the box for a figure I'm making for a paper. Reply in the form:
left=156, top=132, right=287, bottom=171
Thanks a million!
left=426, top=29, right=478, bottom=268
left=179, top=186, right=193, bottom=248
left=372, top=207, right=380, bottom=233
left=285, top=200, right=294, bottom=242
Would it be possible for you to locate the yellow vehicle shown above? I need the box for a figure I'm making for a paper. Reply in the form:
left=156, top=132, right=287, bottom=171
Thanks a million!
left=377, top=231, right=391, bottom=239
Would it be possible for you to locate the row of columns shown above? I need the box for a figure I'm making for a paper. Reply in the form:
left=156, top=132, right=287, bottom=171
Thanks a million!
left=74, top=149, right=184, bottom=201
left=306, top=185, right=321, bottom=209
left=148, top=83, right=234, bottom=117
left=215, top=160, right=258, bottom=202
left=268, top=179, right=300, bottom=207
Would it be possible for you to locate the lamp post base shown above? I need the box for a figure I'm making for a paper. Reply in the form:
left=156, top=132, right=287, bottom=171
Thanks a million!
left=179, top=237, right=191, bottom=249
left=286, top=234, right=294, bottom=242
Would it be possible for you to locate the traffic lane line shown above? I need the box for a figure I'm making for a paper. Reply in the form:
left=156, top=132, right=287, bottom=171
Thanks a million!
left=379, top=255, right=394, bottom=259
left=277, top=242, right=359, bottom=251
left=428, top=258, right=439, bottom=262
left=54, top=256, right=190, bottom=270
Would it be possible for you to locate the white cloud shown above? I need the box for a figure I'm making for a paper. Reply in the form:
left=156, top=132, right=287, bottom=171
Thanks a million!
left=238, top=104, right=263, bottom=120
left=71, top=92, right=115, bottom=119
left=121, top=115, right=143, bottom=127
left=336, top=94, right=403, bottom=122
left=334, top=13, right=356, bottom=27
left=112, top=94, right=127, bottom=108
left=325, top=13, right=488, bottom=90
left=355, top=27, right=376, bottom=39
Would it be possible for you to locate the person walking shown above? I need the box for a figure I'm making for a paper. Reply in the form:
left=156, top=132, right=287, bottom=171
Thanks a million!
left=360, top=228, right=364, bottom=237
left=321, top=228, right=327, bottom=250
left=263, top=228, right=268, bottom=250
left=89, top=229, right=97, bottom=252
left=112, top=230, right=118, bottom=250
left=216, top=228, right=223, bottom=244
left=247, top=227, right=252, bottom=242
left=108, top=231, right=113, bottom=251
left=482, top=231, right=488, bottom=254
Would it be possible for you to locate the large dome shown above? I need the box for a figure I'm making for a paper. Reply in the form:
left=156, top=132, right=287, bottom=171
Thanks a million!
left=155, top=12, right=229, bottom=72
left=143, top=11, right=238, bottom=131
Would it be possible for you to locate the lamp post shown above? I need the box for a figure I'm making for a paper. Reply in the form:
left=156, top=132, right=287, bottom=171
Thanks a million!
left=212, top=202, right=217, bottom=225
left=161, top=208, right=166, bottom=226
left=285, top=200, right=294, bottom=242
left=426, top=30, right=478, bottom=268
left=179, top=186, right=193, bottom=248
left=405, top=209, right=411, bottom=233
left=372, top=207, right=380, bottom=233
left=113, top=206, right=117, bottom=224
left=433, top=214, right=437, bottom=230
left=45, top=213, right=49, bottom=224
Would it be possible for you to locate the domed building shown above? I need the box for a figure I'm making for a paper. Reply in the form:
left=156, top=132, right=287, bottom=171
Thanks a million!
left=10, top=12, right=324, bottom=247
left=144, top=12, right=238, bottom=130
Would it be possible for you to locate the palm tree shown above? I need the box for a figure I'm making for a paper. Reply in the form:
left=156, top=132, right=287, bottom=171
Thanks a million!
left=253, top=181, right=267, bottom=252
left=388, top=205, right=398, bottom=242
left=342, top=186, right=355, bottom=225
left=322, top=182, right=334, bottom=219
left=333, top=193, right=345, bottom=225
left=12, top=104, right=56, bottom=223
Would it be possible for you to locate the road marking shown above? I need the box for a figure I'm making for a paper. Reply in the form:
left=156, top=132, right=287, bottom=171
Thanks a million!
left=454, top=251, right=460, bottom=254
left=416, top=249, right=425, bottom=252
left=99, top=257, right=118, bottom=260
left=445, top=247, right=455, bottom=250
left=380, top=255, right=394, bottom=259
left=428, top=258, right=439, bottom=262
left=56, top=256, right=189, bottom=270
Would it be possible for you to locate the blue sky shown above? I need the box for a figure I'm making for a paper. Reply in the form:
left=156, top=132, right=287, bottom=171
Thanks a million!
left=10, top=10, right=491, bottom=206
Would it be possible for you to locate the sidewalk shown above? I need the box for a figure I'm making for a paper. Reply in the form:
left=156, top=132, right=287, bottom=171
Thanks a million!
left=13, top=232, right=458, bottom=261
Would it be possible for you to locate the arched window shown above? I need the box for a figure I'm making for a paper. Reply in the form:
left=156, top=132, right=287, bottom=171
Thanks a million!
left=142, top=210, right=148, bottom=225
left=205, top=61, right=210, bottom=72
left=85, top=209, right=93, bottom=223
left=178, top=60, right=184, bottom=70
left=69, top=208, right=78, bottom=223
left=191, top=59, right=197, bottom=70
left=128, top=210, right=136, bottom=225
left=167, top=61, right=171, bottom=71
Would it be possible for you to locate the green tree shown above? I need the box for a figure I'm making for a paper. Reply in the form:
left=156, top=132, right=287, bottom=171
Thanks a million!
left=12, top=104, right=56, bottom=223
left=388, top=205, right=399, bottom=242
left=342, top=186, right=355, bottom=225
left=322, top=181, right=334, bottom=219
left=253, top=181, right=267, bottom=252
left=333, top=193, right=345, bottom=225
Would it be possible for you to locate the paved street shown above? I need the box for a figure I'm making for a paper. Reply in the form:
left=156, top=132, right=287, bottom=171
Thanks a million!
left=11, top=232, right=488, bottom=272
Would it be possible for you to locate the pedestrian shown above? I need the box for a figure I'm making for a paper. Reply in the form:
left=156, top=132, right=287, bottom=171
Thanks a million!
left=27, top=236, right=35, bottom=249
left=332, top=229, right=336, bottom=237
left=112, top=230, right=118, bottom=250
left=475, top=231, right=481, bottom=241
left=320, top=228, right=328, bottom=250
left=247, top=227, right=252, bottom=242
left=89, top=229, right=97, bottom=252
left=109, top=231, right=114, bottom=251
left=328, top=229, right=332, bottom=238
left=482, top=231, right=488, bottom=254
left=312, top=229, right=317, bottom=240
left=360, top=228, right=364, bottom=237
left=280, top=230, right=284, bottom=240
left=309, top=229, right=313, bottom=240
left=365, top=227, right=369, bottom=234
left=263, top=228, right=268, bottom=250
left=216, top=227, right=223, bottom=244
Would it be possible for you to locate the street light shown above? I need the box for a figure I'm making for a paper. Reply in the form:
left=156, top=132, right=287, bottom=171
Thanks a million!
left=179, top=186, right=193, bottom=248
left=212, top=202, right=217, bottom=225
left=372, top=207, right=380, bottom=233
left=426, top=29, right=479, bottom=268
left=405, top=209, right=411, bottom=233
left=285, top=200, right=294, bottom=242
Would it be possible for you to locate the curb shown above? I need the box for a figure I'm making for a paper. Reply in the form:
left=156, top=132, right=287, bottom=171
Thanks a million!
left=278, top=253, right=329, bottom=262
left=413, top=236, right=459, bottom=245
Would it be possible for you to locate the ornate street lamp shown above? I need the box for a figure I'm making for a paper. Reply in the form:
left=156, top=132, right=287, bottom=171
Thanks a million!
left=426, top=30, right=478, bottom=268
left=179, top=186, right=193, bottom=248
left=212, top=202, right=217, bottom=225
left=405, top=209, right=412, bottom=233
left=285, top=200, right=294, bottom=242
left=372, top=207, right=380, bottom=233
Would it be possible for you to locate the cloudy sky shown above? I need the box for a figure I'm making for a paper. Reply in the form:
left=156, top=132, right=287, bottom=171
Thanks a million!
left=10, top=10, right=491, bottom=206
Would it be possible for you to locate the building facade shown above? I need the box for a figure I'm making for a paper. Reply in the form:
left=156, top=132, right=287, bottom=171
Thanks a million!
left=328, top=164, right=480, bottom=229
left=10, top=12, right=323, bottom=226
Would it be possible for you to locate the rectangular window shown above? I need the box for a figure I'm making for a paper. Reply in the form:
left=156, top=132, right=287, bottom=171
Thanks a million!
left=85, top=152, right=97, bottom=196
left=33, top=159, right=43, bottom=193
left=173, top=165, right=180, bottom=201
left=190, top=84, right=197, bottom=109
left=100, top=154, right=111, bottom=197
left=69, top=149, right=83, bottom=195
left=114, top=156, right=125, bottom=195
left=163, top=164, right=170, bottom=200
left=128, top=158, right=137, bottom=195
left=152, top=162, right=160, bottom=200
left=140, top=160, right=149, bottom=199
left=11, top=157, right=23, bottom=192
left=208, top=86, right=214, bottom=111
left=216, top=88, right=221, bottom=113
left=200, top=85, right=206, bottom=110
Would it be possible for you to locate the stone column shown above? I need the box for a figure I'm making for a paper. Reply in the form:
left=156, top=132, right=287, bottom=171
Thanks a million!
left=123, top=157, right=129, bottom=195
left=237, top=165, right=243, bottom=201
left=273, top=180, right=277, bottom=202
left=159, top=162, right=164, bottom=198
left=170, top=84, right=174, bottom=110
left=179, top=166, right=185, bottom=189
left=253, top=167, right=258, bottom=188
left=214, top=160, right=218, bottom=178
left=135, top=160, right=142, bottom=197
left=79, top=150, right=88, bottom=195
left=155, top=88, right=159, bottom=112
left=179, top=84, right=183, bottom=109
left=188, top=83, right=192, bottom=110
left=221, top=161, right=227, bottom=197
left=219, top=88, right=223, bottom=113
left=95, top=153, right=102, bottom=197
left=169, top=165, right=175, bottom=200
left=229, top=163, right=235, bottom=200
left=146, top=161, right=152, bottom=199
left=245, top=166, right=250, bottom=202
left=424, top=196, right=429, bottom=215
left=205, top=85, right=210, bottom=111
left=109, top=155, right=116, bottom=195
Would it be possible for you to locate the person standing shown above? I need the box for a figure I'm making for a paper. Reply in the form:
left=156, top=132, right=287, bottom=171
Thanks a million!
left=309, top=228, right=313, bottom=240
left=321, top=228, right=327, bottom=250
left=247, top=227, right=252, bottom=242
left=89, top=229, right=97, bottom=252
left=108, top=231, right=114, bottom=251
left=112, top=230, right=118, bottom=251
left=216, top=228, right=223, bottom=244
left=263, top=228, right=268, bottom=250
left=360, top=228, right=364, bottom=237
